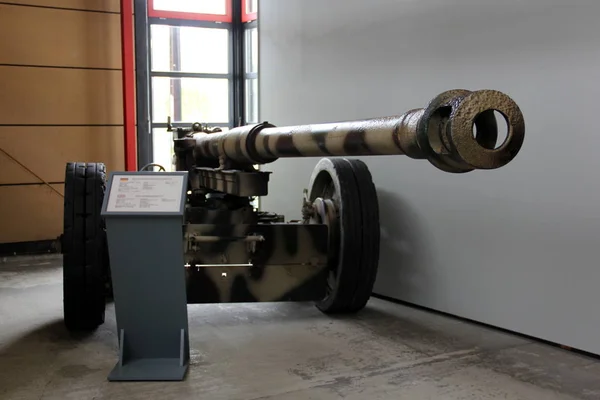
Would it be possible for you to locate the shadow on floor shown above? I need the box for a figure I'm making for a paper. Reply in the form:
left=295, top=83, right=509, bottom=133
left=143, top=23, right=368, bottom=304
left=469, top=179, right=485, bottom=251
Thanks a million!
left=0, top=319, right=98, bottom=357
left=0, top=319, right=111, bottom=399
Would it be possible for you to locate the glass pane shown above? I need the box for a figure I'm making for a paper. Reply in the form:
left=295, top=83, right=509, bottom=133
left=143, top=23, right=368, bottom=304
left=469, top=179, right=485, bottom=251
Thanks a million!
left=245, top=78, right=258, bottom=123
left=152, top=128, right=175, bottom=172
left=151, top=25, right=229, bottom=74
left=246, top=0, right=257, bottom=14
left=153, top=0, right=227, bottom=15
left=152, top=77, right=230, bottom=124
left=245, top=27, right=258, bottom=73
left=152, top=126, right=230, bottom=172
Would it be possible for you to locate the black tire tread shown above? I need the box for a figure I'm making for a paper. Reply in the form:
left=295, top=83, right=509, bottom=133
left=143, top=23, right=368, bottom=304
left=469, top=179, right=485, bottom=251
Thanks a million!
left=319, top=158, right=361, bottom=313
left=63, top=162, right=107, bottom=331
left=311, top=157, right=380, bottom=314
left=344, top=159, right=380, bottom=312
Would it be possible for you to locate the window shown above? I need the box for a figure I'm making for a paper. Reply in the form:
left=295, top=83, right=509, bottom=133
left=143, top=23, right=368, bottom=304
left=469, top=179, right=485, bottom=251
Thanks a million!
left=245, top=77, right=258, bottom=124
left=243, top=3, right=258, bottom=124
left=242, top=0, right=257, bottom=22
left=244, top=26, right=258, bottom=123
left=148, top=16, right=231, bottom=170
left=151, top=77, right=230, bottom=124
left=245, top=0, right=257, bottom=14
left=148, top=0, right=232, bottom=22
left=150, top=25, right=229, bottom=74
left=146, top=0, right=258, bottom=171
left=153, top=0, right=228, bottom=15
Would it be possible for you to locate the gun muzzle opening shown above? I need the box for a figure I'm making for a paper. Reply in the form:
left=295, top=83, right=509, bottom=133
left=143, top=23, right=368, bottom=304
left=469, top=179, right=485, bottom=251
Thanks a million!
left=471, top=109, right=503, bottom=150
left=417, top=89, right=525, bottom=172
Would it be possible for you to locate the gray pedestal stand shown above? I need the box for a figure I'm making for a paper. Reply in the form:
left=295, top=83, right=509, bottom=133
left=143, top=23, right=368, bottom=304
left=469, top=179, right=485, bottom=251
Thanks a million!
left=101, top=171, right=190, bottom=381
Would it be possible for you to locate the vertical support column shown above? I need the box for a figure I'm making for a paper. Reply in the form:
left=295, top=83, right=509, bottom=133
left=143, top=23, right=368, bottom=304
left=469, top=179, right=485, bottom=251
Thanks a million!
left=231, top=0, right=245, bottom=128
left=134, top=0, right=152, bottom=168
left=121, top=0, right=137, bottom=171
left=101, top=171, right=190, bottom=381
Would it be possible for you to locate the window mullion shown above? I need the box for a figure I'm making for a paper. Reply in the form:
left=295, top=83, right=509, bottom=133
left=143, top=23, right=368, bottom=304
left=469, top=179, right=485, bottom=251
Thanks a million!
left=171, top=26, right=182, bottom=122
left=151, top=71, right=231, bottom=79
left=231, top=0, right=245, bottom=127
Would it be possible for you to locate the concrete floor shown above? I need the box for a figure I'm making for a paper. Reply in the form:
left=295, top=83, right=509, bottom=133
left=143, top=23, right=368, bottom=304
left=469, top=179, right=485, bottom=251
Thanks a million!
left=1, top=256, right=600, bottom=400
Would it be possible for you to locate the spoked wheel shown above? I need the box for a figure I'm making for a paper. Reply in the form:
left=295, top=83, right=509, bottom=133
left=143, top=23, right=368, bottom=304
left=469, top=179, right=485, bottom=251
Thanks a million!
left=304, top=157, right=380, bottom=313
left=62, top=162, right=110, bottom=331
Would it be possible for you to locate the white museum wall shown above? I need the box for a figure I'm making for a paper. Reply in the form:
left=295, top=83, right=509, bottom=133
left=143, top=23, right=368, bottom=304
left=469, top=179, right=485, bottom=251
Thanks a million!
left=258, top=0, right=600, bottom=354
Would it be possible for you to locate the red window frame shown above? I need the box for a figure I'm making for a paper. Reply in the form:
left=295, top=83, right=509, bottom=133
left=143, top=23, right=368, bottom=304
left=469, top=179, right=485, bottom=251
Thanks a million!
left=242, top=0, right=257, bottom=22
left=121, top=0, right=136, bottom=170
left=148, top=0, right=233, bottom=22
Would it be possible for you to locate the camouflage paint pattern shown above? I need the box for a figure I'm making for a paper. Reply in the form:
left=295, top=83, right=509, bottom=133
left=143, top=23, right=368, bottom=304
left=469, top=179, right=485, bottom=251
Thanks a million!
left=189, top=89, right=525, bottom=173
left=167, top=88, right=526, bottom=305
left=183, top=223, right=329, bottom=303
left=194, top=167, right=271, bottom=197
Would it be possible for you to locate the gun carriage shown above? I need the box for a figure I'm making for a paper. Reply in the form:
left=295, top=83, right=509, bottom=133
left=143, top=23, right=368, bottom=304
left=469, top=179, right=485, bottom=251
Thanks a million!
left=60, top=89, right=525, bottom=331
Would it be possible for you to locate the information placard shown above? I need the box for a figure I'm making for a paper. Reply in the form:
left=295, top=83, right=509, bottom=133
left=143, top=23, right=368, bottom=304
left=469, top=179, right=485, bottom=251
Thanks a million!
left=105, top=174, right=186, bottom=213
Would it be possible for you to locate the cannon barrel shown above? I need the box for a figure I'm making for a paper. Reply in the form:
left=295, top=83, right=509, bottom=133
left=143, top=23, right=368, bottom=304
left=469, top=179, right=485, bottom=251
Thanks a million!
left=193, top=89, right=525, bottom=173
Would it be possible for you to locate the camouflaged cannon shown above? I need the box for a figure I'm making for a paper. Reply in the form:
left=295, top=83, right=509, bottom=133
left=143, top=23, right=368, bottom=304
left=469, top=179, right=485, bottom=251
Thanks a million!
left=61, top=89, right=525, bottom=331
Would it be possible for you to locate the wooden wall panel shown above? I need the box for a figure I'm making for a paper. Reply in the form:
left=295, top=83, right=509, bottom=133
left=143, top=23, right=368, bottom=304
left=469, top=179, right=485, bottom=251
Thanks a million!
left=0, top=66, right=123, bottom=125
left=0, top=2, right=127, bottom=246
left=0, top=184, right=64, bottom=243
left=0, top=4, right=121, bottom=69
left=0, top=126, right=124, bottom=184
left=0, top=0, right=120, bottom=13
left=0, top=150, right=32, bottom=183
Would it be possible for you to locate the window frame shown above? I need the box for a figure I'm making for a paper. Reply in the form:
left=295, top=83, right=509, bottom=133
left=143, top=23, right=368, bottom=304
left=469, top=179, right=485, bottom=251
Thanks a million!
left=241, top=0, right=258, bottom=23
left=148, top=18, right=234, bottom=131
left=148, top=0, right=233, bottom=23
left=143, top=0, right=258, bottom=169
left=243, top=19, right=258, bottom=124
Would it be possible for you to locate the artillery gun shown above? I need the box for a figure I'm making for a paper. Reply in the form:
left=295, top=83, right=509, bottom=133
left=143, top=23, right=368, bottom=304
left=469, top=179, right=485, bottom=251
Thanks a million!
left=61, top=88, right=525, bottom=332
left=61, top=90, right=525, bottom=329
left=60, top=88, right=525, bottom=380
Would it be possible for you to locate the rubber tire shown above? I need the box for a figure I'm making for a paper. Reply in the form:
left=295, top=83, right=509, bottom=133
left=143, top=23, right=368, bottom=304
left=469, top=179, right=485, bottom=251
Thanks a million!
left=344, top=158, right=380, bottom=312
left=308, top=158, right=380, bottom=314
left=63, top=162, right=108, bottom=331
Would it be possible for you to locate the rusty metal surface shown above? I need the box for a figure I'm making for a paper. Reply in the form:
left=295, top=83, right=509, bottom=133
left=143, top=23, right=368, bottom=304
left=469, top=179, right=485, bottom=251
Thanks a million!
left=185, top=89, right=524, bottom=173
